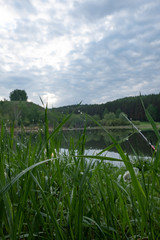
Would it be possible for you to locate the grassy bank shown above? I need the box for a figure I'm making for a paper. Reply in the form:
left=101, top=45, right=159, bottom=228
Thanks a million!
left=138, top=121, right=160, bottom=130
left=4, top=120, right=160, bottom=133
left=0, top=109, right=160, bottom=239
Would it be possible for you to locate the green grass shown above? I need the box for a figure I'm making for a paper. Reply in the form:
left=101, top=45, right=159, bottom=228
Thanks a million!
left=138, top=121, right=160, bottom=130
left=0, top=108, right=160, bottom=239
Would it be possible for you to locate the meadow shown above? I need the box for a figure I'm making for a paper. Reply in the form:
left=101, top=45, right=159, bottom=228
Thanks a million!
left=0, top=108, right=160, bottom=240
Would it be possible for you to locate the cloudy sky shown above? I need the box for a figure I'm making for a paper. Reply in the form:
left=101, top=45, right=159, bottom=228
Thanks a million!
left=0, top=0, right=160, bottom=108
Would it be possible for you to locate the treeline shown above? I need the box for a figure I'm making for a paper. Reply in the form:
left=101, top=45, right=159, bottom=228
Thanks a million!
left=0, top=93, right=160, bottom=128
left=54, top=93, right=160, bottom=122
left=0, top=101, right=44, bottom=126
left=0, top=101, right=63, bottom=127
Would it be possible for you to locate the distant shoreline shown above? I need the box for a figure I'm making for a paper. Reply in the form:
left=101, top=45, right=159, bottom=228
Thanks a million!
left=4, top=123, right=160, bottom=133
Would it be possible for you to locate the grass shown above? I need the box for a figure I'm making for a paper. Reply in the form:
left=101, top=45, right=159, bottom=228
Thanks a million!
left=0, top=107, right=160, bottom=239
left=138, top=121, right=160, bottom=130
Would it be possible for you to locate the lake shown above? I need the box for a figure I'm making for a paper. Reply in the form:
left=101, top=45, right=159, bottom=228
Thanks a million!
left=60, top=128, right=156, bottom=158
left=16, top=127, right=156, bottom=166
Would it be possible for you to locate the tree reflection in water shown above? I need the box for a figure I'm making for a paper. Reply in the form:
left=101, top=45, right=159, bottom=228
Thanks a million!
left=61, top=129, right=156, bottom=157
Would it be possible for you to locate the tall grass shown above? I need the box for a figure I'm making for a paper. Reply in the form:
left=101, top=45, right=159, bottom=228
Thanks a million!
left=0, top=108, right=160, bottom=239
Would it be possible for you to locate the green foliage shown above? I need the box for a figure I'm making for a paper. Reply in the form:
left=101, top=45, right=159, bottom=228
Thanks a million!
left=100, top=112, right=128, bottom=126
left=147, top=104, right=158, bottom=121
left=0, top=105, right=160, bottom=239
left=53, top=93, right=160, bottom=122
left=64, top=114, right=85, bottom=128
left=9, top=89, right=28, bottom=101
left=1, top=93, right=160, bottom=128
left=104, top=112, right=116, bottom=120
left=0, top=101, right=64, bottom=127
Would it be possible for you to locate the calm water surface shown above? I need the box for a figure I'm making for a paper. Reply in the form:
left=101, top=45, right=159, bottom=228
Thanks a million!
left=60, top=128, right=157, bottom=158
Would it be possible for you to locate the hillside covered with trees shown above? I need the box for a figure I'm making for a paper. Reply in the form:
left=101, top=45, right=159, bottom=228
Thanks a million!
left=0, top=91, right=160, bottom=128
left=53, top=93, right=160, bottom=122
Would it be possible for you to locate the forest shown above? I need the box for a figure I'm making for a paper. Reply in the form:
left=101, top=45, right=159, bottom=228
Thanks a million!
left=0, top=92, right=160, bottom=128
left=54, top=93, right=160, bottom=121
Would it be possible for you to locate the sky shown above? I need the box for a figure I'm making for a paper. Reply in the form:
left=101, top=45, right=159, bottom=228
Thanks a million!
left=0, top=0, right=160, bottom=108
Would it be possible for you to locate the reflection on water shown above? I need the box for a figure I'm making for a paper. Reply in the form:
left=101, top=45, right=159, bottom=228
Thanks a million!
left=61, top=128, right=157, bottom=157
left=61, top=147, right=124, bottom=167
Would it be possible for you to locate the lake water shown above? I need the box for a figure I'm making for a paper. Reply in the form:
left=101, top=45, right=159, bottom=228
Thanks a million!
left=60, top=128, right=156, bottom=158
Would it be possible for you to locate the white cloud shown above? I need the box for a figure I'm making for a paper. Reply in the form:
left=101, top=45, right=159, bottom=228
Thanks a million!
left=0, top=3, right=18, bottom=28
left=42, top=92, right=58, bottom=107
left=0, top=0, right=160, bottom=107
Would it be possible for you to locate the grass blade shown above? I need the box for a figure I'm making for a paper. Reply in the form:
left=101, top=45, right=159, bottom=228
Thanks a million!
left=0, top=158, right=55, bottom=197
